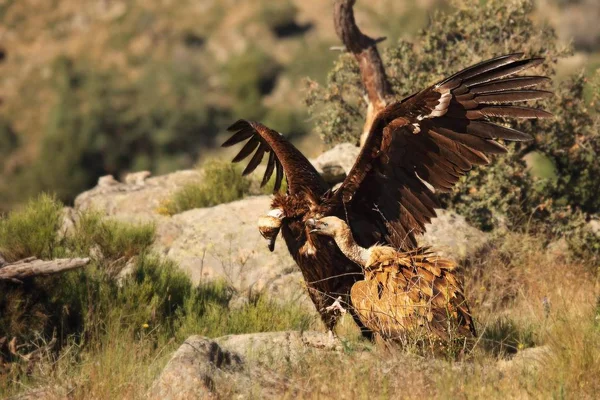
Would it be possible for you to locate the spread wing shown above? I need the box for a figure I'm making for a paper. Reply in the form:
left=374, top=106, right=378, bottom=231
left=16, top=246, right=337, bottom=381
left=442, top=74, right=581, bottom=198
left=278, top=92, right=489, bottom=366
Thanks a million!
left=222, top=119, right=329, bottom=197
left=329, top=53, right=552, bottom=249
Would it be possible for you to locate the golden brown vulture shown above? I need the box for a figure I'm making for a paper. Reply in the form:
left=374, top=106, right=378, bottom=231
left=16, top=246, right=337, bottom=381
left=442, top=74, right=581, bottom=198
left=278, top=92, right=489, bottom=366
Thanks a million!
left=222, top=53, right=551, bottom=336
left=306, top=216, right=475, bottom=345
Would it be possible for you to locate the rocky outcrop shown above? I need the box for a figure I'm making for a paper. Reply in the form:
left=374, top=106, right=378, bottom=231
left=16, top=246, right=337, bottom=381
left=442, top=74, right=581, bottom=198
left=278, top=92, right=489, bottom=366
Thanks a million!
left=72, top=144, right=489, bottom=307
left=149, top=331, right=550, bottom=399
left=74, top=169, right=202, bottom=221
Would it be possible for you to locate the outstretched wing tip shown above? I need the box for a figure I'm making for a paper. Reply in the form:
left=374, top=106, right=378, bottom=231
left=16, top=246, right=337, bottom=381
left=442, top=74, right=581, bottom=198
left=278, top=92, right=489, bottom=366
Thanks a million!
left=226, top=119, right=251, bottom=132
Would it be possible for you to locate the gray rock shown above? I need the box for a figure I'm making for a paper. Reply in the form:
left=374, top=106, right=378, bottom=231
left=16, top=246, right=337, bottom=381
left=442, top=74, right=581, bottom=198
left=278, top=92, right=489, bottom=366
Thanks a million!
left=74, top=169, right=202, bottom=220
left=588, top=217, right=600, bottom=235
left=156, top=196, right=312, bottom=308
left=309, top=143, right=360, bottom=184
left=148, top=331, right=339, bottom=399
left=147, top=336, right=244, bottom=400
left=419, top=209, right=489, bottom=261
left=215, top=330, right=341, bottom=364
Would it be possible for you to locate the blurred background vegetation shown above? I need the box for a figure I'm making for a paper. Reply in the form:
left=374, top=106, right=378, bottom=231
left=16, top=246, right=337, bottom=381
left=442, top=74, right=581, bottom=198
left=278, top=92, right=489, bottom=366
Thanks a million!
left=2, top=0, right=598, bottom=213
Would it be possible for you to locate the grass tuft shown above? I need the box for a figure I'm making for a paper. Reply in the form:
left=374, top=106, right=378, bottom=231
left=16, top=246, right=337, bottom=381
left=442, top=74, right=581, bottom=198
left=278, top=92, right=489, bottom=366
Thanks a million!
left=158, top=161, right=251, bottom=215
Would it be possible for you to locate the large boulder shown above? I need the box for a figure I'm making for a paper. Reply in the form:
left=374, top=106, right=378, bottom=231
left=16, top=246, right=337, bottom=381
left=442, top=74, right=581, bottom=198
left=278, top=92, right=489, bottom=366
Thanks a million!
left=154, top=196, right=310, bottom=307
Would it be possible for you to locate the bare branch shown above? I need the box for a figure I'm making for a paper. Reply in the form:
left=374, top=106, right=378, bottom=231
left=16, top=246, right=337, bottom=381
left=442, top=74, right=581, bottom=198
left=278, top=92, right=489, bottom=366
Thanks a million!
left=333, top=0, right=394, bottom=146
left=0, top=257, right=90, bottom=281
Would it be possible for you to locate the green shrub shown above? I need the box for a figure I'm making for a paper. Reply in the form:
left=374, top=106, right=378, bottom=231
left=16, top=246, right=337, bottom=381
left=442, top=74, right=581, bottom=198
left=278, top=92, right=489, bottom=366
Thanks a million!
left=159, top=161, right=251, bottom=215
left=0, top=193, right=63, bottom=262
left=69, top=211, right=156, bottom=261
left=0, top=194, right=315, bottom=397
left=306, top=0, right=600, bottom=257
left=8, top=55, right=228, bottom=207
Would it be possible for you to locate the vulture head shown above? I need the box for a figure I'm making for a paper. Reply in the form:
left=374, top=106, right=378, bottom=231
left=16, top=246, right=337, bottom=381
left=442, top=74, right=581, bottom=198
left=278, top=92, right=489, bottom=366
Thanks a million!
left=257, top=208, right=284, bottom=252
left=306, top=216, right=348, bottom=238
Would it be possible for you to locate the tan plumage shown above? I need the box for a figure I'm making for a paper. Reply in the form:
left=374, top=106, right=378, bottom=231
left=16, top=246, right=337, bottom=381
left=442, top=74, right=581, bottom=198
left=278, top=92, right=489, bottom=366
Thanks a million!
left=352, top=247, right=475, bottom=342
left=307, top=216, right=475, bottom=344
left=224, top=54, right=552, bottom=336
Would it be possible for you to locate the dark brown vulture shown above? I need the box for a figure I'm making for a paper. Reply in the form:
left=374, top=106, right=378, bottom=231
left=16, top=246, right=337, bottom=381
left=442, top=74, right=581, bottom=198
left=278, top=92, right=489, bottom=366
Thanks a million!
left=306, top=216, right=475, bottom=345
left=222, top=53, right=551, bottom=336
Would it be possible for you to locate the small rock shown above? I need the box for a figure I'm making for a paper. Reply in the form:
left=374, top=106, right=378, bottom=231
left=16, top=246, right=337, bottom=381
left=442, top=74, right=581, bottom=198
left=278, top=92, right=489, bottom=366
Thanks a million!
left=147, top=336, right=243, bottom=400
left=588, top=218, right=600, bottom=235
left=97, top=175, right=119, bottom=187
left=149, top=331, right=339, bottom=399
left=124, top=170, right=151, bottom=185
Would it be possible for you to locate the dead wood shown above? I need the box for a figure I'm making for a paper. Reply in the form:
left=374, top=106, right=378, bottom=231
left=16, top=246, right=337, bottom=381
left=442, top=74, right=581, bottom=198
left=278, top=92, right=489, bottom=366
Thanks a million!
left=0, top=257, right=90, bottom=281
left=333, top=0, right=394, bottom=146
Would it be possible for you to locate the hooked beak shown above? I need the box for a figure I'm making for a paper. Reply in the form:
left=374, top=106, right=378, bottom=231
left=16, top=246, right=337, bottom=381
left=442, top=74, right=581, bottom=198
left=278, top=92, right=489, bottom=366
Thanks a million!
left=267, top=236, right=276, bottom=252
left=306, top=218, right=320, bottom=233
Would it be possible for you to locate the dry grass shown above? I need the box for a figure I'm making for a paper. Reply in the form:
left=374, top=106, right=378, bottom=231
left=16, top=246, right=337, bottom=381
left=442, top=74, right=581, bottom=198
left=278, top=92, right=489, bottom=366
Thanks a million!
left=2, top=224, right=599, bottom=398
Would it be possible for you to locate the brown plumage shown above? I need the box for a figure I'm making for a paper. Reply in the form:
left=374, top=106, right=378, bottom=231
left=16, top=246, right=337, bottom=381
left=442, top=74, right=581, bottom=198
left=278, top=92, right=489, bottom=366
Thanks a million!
left=307, top=216, right=475, bottom=344
left=223, top=54, right=552, bottom=335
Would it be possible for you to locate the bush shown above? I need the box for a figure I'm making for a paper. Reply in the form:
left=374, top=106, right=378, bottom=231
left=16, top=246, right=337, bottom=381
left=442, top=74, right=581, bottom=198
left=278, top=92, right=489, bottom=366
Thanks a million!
left=0, top=193, right=63, bottom=262
left=0, top=194, right=315, bottom=397
left=69, top=211, right=156, bottom=262
left=306, top=0, right=600, bottom=257
left=224, top=48, right=281, bottom=121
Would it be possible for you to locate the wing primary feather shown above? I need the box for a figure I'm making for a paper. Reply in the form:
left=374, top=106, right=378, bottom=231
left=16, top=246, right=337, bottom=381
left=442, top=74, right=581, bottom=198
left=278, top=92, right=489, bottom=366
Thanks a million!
left=469, top=76, right=551, bottom=94
left=261, top=151, right=276, bottom=187
left=242, top=142, right=267, bottom=176
left=467, top=121, right=532, bottom=141
left=433, top=127, right=508, bottom=154
left=476, top=105, right=553, bottom=119
left=438, top=53, right=524, bottom=86
left=464, top=58, right=544, bottom=87
left=226, top=119, right=252, bottom=132
left=232, top=136, right=260, bottom=163
left=222, top=127, right=254, bottom=147
left=474, top=90, right=553, bottom=104
left=274, top=159, right=284, bottom=192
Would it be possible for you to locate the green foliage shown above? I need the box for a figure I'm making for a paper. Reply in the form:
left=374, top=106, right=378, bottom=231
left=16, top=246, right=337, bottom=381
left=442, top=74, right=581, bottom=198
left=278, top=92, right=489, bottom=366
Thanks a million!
left=159, top=161, right=251, bottom=215
left=258, top=0, right=298, bottom=35
left=178, top=288, right=314, bottom=338
left=68, top=211, right=156, bottom=261
left=0, top=193, right=63, bottom=262
left=9, top=54, right=228, bottom=206
left=306, top=0, right=600, bottom=257
left=224, top=48, right=281, bottom=120
left=0, top=194, right=314, bottom=396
